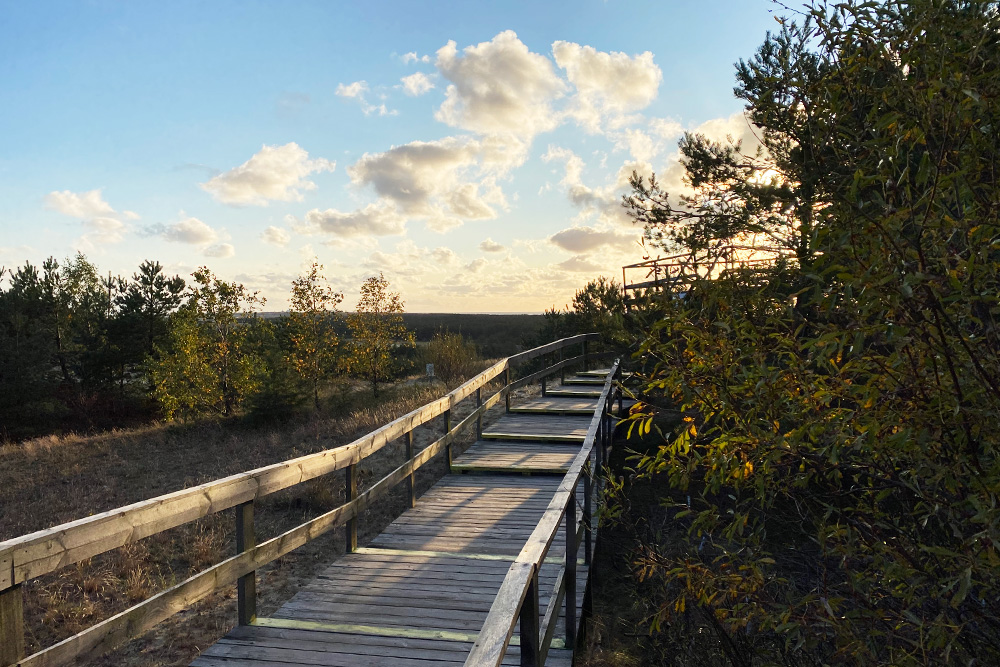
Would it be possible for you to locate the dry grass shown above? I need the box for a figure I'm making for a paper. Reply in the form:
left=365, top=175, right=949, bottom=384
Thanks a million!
left=1, top=366, right=524, bottom=667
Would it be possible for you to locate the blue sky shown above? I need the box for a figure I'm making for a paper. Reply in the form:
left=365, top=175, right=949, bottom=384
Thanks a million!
left=1, top=0, right=782, bottom=312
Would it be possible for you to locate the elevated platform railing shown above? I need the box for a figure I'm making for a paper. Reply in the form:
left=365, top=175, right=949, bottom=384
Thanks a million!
left=0, top=333, right=607, bottom=667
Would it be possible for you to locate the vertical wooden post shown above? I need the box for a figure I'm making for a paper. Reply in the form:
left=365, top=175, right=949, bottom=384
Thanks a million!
left=595, top=420, right=604, bottom=480
left=541, top=354, right=547, bottom=397
left=520, top=566, right=540, bottom=667
left=444, top=408, right=452, bottom=468
left=565, top=492, right=578, bottom=646
left=476, top=387, right=483, bottom=440
left=346, top=463, right=358, bottom=553
left=406, top=430, right=416, bottom=508
left=583, top=468, right=593, bottom=566
left=583, top=339, right=590, bottom=372
left=0, top=582, right=24, bottom=666
left=559, top=346, right=565, bottom=384
left=235, top=501, right=256, bottom=626
left=505, top=367, right=512, bottom=413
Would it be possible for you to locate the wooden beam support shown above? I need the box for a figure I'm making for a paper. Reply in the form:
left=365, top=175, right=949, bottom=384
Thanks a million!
left=405, top=430, right=416, bottom=508
left=584, top=467, right=593, bottom=566
left=235, top=501, right=256, bottom=626
left=504, top=367, right=512, bottom=413
left=519, top=566, right=540, bottom=667
left=565, top=490, right=577, bottom=647
left=0, top=582, right=24, bottom=666
left=444, top=409, right=453, bottom=469
left=476, top=387, right=483, bottom=440
left=346, top=464, right=357, bottom=553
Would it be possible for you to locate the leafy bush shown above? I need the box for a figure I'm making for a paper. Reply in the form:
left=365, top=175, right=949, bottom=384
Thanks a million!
left=622, top=1, right=1000, bottom=663
left=423, top=330, right=481, bottom=386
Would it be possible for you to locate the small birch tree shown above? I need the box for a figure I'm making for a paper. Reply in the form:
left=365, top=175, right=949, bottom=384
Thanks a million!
left=345, top=273, right=414, bottom=397
left=287, top=261, right=343, bottom=409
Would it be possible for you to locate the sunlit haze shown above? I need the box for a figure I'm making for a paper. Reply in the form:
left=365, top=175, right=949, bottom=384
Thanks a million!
left=1, top=0, right=779, bottom=312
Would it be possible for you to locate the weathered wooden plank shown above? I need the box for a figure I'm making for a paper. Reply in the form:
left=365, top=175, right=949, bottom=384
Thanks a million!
left=542, top=388, right=602, bottom=398
left=235, top=501, right=256, bottom=626
left=509, top=397, right=599, bottom=415
left=0, top=583, right=24, bottom=666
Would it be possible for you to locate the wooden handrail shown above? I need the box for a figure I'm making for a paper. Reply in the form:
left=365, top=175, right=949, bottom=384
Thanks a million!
left=464, top=358, right=621, bottom=667
left=0, top=332, right=600, bottom=667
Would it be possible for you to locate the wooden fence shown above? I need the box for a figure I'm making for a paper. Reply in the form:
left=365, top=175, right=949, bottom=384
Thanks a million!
left=464, top=357, right=621, bottom=667
left=0, top=333, right=604, bottom=667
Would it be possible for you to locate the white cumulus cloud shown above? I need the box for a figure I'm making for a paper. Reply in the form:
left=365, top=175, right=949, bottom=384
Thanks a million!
left=336, top=80, right=369, bottom=99
left=401, top=72, right=435, bottom=96
left=204, top=243, right=235, bottom=258
left=557, top=255, right=605, bottom=272
left=45, top=189, right=116, bottom=219
left=346, top=135, right=519, bottom=231
left=479, top=238, right=505, bottom=253
left=550, top=226, right=635, bottom=253
left=401, top=52, right=431, bottom=65
left=296, top=202, right=407, bottom=238
left=260, top=226, right=291, bottom=247
left=553, top=41, right=662, bottom=133
left=435, top=30, right=567, bottom=140
left=46, top=188, right=132, bottom=247
left=201, top=143, right=334, bottom=206
left=163, top=216, right=219, bottom=244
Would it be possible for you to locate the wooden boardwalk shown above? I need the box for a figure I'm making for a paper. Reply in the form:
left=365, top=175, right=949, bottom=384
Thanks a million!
left=192, top=369, right=615, bottom=667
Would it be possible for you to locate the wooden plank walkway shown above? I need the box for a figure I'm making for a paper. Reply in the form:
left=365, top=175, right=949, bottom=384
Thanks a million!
left=192, top=371, right=609, bottom=666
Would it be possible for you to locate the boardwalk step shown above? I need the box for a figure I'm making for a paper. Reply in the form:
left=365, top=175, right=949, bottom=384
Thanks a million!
left=561, top=376, right=607, bottom=386
left=544, top=388, right=603, bottom=399
left=452, top=440, right=575, bottom=475
left=481, top=414, right=591, bottom=442
left=510, top=396, right=599, bottom=415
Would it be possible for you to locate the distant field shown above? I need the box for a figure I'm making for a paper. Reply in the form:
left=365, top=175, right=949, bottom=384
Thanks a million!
left=401, top=313, right=545, bottom=357
left=259, top=311, right=546, bottom=358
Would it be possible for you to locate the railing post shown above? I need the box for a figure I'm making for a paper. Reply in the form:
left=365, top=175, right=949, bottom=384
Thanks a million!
left=0, top=580, right=24, bottom=666
left=540, top=355, right=547, bottom=397
left=559, top=346, right=565, bottom=384
left=565, top=491, right=578, bottom=647
left=346, top=463, right=358, bottom=552
left=235, top=500, right=257, bottom=625
left=584, top=467, right=593, bottom=566
left=520, top=566, right=541, bottom=667
left=444, top=407, right=453, bottom=468
left=583, top=339, right=590, bottom=372
left=406, top=430, right=416, bottom=508
left=505, top=366, right=512, bottom=413
left=476, top=386, right=483, bottom=440
left=595, top=420, right=604, bottom=480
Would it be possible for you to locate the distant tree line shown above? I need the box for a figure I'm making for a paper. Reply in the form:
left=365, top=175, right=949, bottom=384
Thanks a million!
left=0, top=257, right=422, bottom=441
